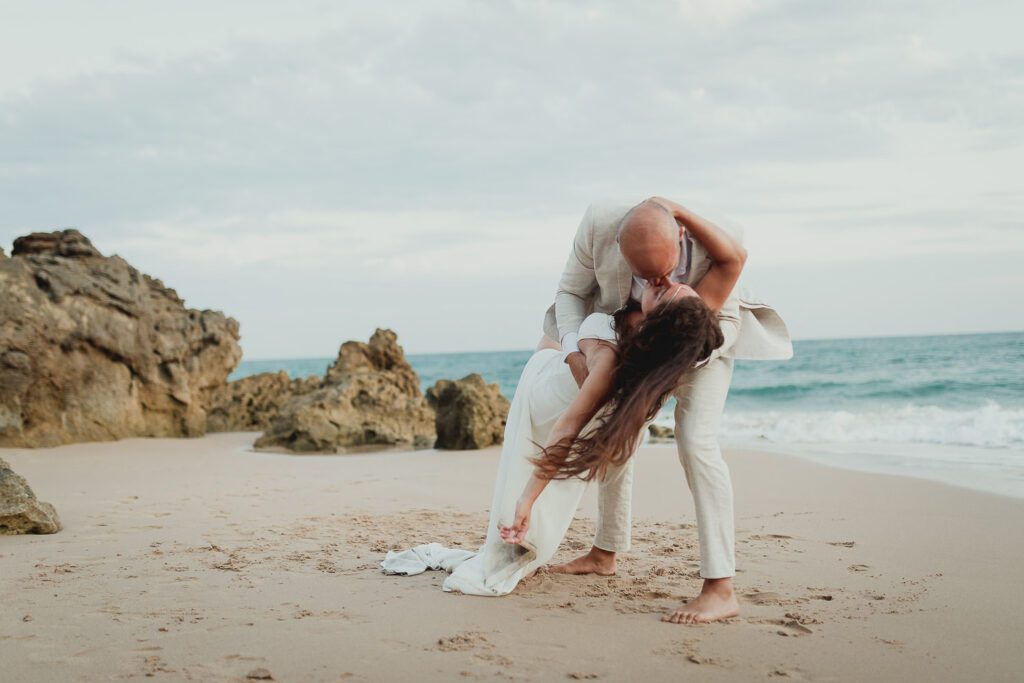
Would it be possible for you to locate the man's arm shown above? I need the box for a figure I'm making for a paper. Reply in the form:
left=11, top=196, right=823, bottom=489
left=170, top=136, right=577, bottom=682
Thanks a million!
left=554, top=204, right=600, bottom=386
left=554, top=204, right=599, bottom=349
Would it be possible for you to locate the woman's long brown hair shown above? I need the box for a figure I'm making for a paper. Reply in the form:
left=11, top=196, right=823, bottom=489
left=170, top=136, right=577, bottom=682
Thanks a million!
left=531, top=296, right=725, bottom=482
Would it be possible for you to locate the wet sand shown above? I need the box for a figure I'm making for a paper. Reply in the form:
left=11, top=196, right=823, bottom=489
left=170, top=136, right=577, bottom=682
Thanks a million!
left=2, top=432, right=1022, bottom=681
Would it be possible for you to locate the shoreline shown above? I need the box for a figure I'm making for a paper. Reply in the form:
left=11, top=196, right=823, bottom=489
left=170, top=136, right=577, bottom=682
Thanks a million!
left=3, top=432, right=1023, bottom=681
left=642, top=439, right=1024, bottom=501
left=737, top=439, right=1024, bottom=501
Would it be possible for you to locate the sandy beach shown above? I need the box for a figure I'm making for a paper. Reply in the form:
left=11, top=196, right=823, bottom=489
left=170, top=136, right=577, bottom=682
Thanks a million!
left=4, top=2, right=1023, bottom=680
left=1, top=433, right=1022, bottom=681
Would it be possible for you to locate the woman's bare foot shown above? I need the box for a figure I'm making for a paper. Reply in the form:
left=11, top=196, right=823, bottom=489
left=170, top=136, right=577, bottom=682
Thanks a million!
left=547, top=546, right=617, bottom=576
left=662, top=577, right=739, bottom=624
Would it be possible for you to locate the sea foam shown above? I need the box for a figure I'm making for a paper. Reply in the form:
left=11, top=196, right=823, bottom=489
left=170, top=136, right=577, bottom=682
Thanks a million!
left=650, top=402, right=1024, bottom=449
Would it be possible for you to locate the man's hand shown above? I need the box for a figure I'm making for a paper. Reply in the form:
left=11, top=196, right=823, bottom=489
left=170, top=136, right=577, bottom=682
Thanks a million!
left=565, top=351, right=589, bottom=388
left=499, top=496, right=534, bottom=545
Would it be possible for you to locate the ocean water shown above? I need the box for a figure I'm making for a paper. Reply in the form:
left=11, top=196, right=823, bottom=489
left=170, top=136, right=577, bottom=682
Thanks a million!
left=231, top=331, right=1024, bottom=497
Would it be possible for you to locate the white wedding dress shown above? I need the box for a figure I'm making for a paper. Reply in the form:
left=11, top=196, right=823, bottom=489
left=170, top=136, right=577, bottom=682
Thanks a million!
left=380, top=311, right=618, bottom=596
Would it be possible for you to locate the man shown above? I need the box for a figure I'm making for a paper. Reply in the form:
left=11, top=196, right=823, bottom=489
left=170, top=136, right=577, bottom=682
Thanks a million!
left=540, top=197, right=792, bottom=624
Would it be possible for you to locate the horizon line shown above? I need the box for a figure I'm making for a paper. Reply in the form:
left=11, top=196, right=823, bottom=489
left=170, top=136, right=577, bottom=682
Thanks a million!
left=236, top=326, right=1024, bottom=363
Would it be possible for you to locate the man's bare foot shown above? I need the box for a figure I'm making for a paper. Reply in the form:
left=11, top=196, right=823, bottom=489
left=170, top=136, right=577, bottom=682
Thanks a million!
left=547, top=546, right=617, bottom=576
left=662, top=577, right=740, bottom=624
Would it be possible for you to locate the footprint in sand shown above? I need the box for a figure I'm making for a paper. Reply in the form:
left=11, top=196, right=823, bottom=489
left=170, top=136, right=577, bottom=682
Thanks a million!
left=745, top=616, right=814, bottom=636
left=770, top=666, right=809, bottom=679
left=436, top=631, right=491, bottom=652
left=140, top=654, right=175, bottom=676
left=652, top=642, right=728, bottom=667
left=784, top=611, right=822, bottom=625
left=743, top=591, right=805, bottom=606
left=875, top=637, right=904, bottom=649
left=475, top=652, right=513, bottom=667
left=777, top=619, right=814, bottom=636
left=749, top=534, right=794, bottom=541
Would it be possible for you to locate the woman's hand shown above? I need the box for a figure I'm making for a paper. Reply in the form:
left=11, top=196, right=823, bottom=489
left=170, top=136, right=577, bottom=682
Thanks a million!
left=647, top=195, right=678, bottom=222
left=499, top=496, right=534, bottom=545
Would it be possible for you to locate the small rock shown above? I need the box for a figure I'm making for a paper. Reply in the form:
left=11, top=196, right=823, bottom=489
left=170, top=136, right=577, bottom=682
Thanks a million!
left=647, top=424, right=674, bottom=440
left=254, top=329, right=435, bottom=453
left=246, top=668, right=274, bottom=680
left=427, top=374, right=510, bottom=449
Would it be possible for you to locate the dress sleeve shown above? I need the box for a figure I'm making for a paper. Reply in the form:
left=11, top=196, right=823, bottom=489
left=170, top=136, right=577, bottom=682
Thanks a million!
left=576, top=312, right=617, bottom=345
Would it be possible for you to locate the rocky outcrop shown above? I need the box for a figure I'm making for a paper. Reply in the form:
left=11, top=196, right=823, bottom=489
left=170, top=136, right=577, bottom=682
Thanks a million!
left=426, top=374, right=510, bottom=450
left=206, top=371, right=320, bottom=432
left=253, top=329, right=435, bottom=453
left=0, top=229, right=242, bottom=447
left=0, top=457, right=61, bottom=534
left=648, top=424, right=674, bottom=441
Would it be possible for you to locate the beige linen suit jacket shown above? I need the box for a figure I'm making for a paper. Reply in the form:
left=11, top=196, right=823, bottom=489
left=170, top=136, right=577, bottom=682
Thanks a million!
left=542, top=202, right=793, bottom=362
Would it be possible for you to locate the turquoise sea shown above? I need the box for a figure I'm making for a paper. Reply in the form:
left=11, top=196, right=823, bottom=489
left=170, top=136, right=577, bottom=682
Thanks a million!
left=231, top=331, right=1024, bottom=498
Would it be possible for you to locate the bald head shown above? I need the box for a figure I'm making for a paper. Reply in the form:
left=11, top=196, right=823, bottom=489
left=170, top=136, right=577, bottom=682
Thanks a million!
left=617, top=199, right=681, bottom=285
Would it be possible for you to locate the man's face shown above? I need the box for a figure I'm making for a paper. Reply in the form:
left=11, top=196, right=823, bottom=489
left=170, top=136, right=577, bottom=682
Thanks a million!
left=617, top=202, right=684, bottom=288
left=619, top=236, right=680, bottom=288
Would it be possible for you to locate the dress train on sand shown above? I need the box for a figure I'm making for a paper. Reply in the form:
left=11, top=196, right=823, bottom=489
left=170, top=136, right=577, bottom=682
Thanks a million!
left=380, top=312, right=617, bottom=596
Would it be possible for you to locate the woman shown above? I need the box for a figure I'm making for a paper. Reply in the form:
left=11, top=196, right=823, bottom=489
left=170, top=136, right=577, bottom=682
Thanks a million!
left=381, top=200, right=744, bottom=596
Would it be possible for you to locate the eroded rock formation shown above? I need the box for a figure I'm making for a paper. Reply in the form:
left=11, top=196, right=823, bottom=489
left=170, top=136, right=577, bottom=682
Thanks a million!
left=426, top=374, right=510, bottom=450
left=253, top=329, right=435, bottom=453
left=0, top=229, right=242, bottom=447
left=206, top=371, right=320, bottom=432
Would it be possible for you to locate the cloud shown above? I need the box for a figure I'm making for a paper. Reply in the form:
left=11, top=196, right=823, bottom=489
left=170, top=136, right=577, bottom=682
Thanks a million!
left=675, top=0, right=761, bottom=28
left=103, top=210, right=576, bottom=276
left=0, top=0, right=1022, bottom=355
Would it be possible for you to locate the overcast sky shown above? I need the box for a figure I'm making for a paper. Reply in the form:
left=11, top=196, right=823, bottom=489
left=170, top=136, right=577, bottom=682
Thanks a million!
left=1, top=1, right=1021, bottom=358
